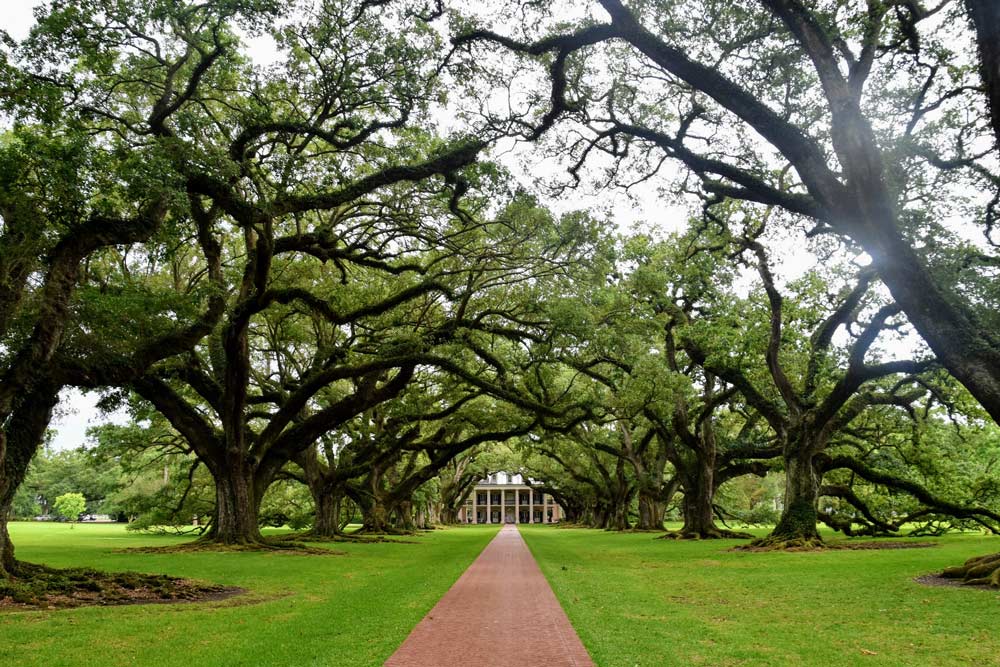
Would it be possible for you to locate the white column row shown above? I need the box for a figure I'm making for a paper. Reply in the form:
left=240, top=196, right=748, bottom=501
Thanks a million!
left=464, top=486, right=564, bottom=524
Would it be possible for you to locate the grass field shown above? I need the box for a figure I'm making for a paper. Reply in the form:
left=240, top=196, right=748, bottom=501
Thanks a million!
left=0, top=522, right=498, bottom=667
left=520, top=525, right=1000, bottom=667
left=3, top=522, right=999, bottom=667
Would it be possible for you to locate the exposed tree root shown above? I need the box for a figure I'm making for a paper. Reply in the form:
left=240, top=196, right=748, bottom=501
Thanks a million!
left=657, top=528, right=754, bottom=540
left=121, top=536, right=342, bottom=555
left=941, top=552, right=1000, bottom=587
left=735, top=539, right=936, bottom=552
left=274, top=532, right=416, bottom=545
left=738, top=535, right=826, bottom=551
left=0, top=561, right=239, bottom=610
left=354, top=527, right=417, bottom=537
left=632, top=528, right=669, bottom=534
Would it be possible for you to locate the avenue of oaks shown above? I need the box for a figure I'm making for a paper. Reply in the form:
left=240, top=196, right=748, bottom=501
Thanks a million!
left=1, top=0, right=1000, bottom=595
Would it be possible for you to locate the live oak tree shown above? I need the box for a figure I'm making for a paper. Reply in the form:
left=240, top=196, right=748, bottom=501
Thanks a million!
left=130, top=185, right=475, bottom=545
left=613, top=234, right=774, bottom=538
left=539, top=230, right=773, bottom=536
left=542, top=287, right=672, bottom=530
left=17, top=0, right=491, bottom=547
left=515, top=446, right=591, bottom=523
left=456, top=0, right=1000, bottom=426
left=130, top=161, right=604, bottom=545
left=457, top=0, right=1000, bottom=575
left=679, top=230, right=939, bottom=546
left=524, top=427, right=635, bottom=530
left=0, top=0, right=255, bottom=580
left=813, top=391, right=1000, bottom=538
left=332, top=221, right=606, bottom=536
left=0, top=135, right=206, bottom=577
left=346, top=392, right=539, bottom=534
left=291, top=433, right=368, bottom=538
left=546, top=307, right=680, bottom=531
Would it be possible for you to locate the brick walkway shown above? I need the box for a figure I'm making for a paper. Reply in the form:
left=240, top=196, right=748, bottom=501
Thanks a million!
left=384, top=525, right=594, bottom=667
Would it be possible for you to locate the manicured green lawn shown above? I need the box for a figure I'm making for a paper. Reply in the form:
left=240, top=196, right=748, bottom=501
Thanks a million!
left=6, top=522, right=997, bottom=667
left=0, top=522, right=498, bottom=667
left=520, top=525, right=1000, bottom=667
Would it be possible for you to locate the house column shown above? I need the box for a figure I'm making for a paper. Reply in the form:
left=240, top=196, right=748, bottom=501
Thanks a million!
left=515, top=487, right=520, bottom=524
left=486, top=488, right=492, bottom=524
left=472, top=489, right=478, bottom=524
left=529, top=489, right=534, bottom=523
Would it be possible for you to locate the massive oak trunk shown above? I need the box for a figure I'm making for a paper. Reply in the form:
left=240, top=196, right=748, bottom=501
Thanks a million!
left=206, top=455, right=263, bottom=544
left=295, top=447, right=350, bottom=537
left=587, top=504, right=606, bottom=529
left=680, top=477, right=720, bottom=538
left=636, top=491, right=665, bottom=531
left=767, top=447, right=822, bottom=545
left=439, top=505, right=459, bottom=524
left=311, top=488, right=343, bottom=537
left=0, top=388, right=59, bottom=579
left=678, top=454, right=726, bottom=538
left=362, top=497, right=391, bottom=534
left=606, top=500, right=631, bottom=531
left=966, top=0, right=1000, bottom=145
left=0, top=499, right=15, bottom=578
left=396, top=500, right=416, bottom=532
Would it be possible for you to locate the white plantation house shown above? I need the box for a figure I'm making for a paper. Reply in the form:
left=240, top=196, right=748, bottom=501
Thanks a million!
left=458, top=472, right=563, bottom=524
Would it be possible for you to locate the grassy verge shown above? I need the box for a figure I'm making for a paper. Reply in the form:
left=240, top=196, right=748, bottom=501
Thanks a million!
left=520, top=525, right=1000, bottom=667
left=0, top=522, right=498, bottom=667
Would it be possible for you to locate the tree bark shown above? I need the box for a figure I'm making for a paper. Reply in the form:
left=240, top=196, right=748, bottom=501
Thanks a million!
left=310, top=488, right=342, bottom=537
left=636, top=491, right=665, bottom=531
left=966, top=0, right=1000, bottom=145
left=0, top=499, right=15, bottom=578
left=207, top=456, right=263, bottom=544
left=0, top=387, right=59, bottom=579
left=396, top=500, right=416, bottom=532
left=589, top=2, right=1000, bottom=424
left=607, top=500, right=630, bottom=531
left=361, top=497, right=391, bottom=534
left=678, top=451, right=729, bottom=537
left=679, top=486, right=720, bottom=538
left=765, top=448, right=823, bottom=546
left=589, top=504, right=607, bottom=529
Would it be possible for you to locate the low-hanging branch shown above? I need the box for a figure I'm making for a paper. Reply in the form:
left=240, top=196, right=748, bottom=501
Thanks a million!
left=821, top=454, right=1000, bottom=532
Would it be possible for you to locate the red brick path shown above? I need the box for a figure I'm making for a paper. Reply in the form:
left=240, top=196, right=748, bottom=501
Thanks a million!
left=384, top=525, right=594, bottom=667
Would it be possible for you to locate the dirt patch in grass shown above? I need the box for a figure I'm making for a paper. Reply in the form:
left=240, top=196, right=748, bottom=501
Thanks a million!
left=658, top=529, right=754, bottom=540
left=913, top=574, right=995, bottom=591
left=0, top=562, right=243, bottom=611
left=119, top=539, right=345, bottom=556
left=732, top=540, right=938, bottom=553
left=273, top=532, right=418, bottom=545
